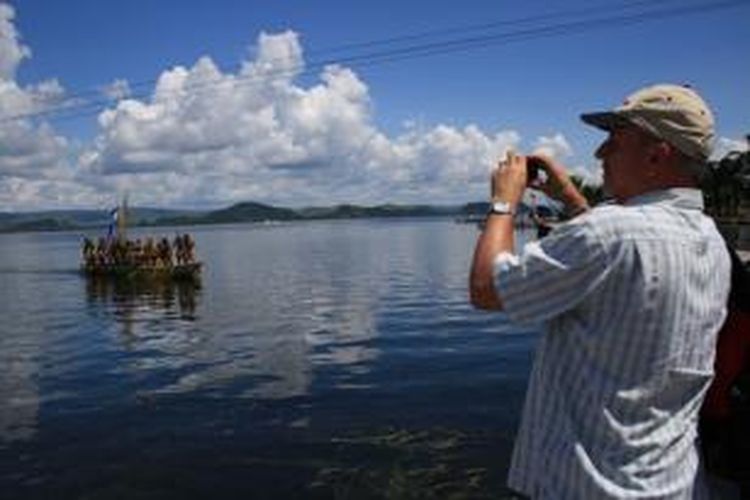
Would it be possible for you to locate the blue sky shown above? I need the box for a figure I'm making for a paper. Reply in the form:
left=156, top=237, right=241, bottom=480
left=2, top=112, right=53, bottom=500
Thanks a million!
left=2, top=0, right=749, bottom=210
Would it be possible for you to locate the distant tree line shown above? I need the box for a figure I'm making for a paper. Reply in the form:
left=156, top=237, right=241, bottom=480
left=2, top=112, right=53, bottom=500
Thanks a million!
left=569, top=175, right=606, bottom=208
left=702, top=137, right=750, bottom=220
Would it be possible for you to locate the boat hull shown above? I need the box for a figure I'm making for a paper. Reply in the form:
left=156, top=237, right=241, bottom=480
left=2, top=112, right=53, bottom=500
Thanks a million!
left=81, top=262, right=202, bottom=283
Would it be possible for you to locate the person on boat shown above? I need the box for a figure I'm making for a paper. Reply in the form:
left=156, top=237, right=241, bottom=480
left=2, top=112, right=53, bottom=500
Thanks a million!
left=123, top=239, right=135, bottom=266
left=132, top=239, right=144, bottom=266
left=182, top=234, right=195, bottom=264
left=81, top=237, right=95, bottom=268
left=111, top=237, right=127, bottom=266
left=173, top=234, right=184, bottom=265
left=470, top=84, right=730, bottom=498
left=95, top=237, right=109, bottom=267
left=157, top=237, right=172, bottom=268
left=143, top=237, right=156, bottom=267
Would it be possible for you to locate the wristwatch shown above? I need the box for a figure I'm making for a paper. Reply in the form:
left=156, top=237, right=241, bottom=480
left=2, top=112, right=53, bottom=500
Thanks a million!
left=488, top=200, right=514, bottom=216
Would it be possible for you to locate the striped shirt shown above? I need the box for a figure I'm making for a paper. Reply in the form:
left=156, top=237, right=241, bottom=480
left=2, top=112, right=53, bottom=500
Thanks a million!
left=494, top=188, right=730, bottom=499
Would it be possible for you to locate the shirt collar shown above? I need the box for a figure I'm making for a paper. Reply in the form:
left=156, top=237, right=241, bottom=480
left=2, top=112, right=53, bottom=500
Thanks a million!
left=623, top=188, right=704, bottom=211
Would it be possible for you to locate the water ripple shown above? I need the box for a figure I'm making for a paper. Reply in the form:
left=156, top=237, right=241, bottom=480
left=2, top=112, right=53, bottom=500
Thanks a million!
left=0, top=221, right=538, bottom=498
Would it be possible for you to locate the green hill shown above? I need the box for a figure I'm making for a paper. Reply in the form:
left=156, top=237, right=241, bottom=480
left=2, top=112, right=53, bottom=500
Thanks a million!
left=4, top=218, right=79, bottom=232
left=153, top=202, right=300, bottom=225
left=296, top=204, right=459, bottom=219
left=0, top=201, right=471, bottom=234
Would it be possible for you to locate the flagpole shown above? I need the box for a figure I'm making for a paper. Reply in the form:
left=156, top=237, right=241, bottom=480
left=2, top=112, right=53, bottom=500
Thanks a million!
left=117, top=195, right=128, bottom=241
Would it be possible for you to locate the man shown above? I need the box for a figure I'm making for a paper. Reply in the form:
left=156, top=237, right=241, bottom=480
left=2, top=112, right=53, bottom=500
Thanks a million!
left=470, top=84, right=731, bottom=498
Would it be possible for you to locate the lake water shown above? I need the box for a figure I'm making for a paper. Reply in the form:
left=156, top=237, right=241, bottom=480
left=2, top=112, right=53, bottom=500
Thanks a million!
left=0, top=219, right=540, bottom=499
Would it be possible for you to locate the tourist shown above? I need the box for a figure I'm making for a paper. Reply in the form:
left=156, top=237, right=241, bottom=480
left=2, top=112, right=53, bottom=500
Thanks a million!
left=469, top=84, right=730, bottom=498
left=81, top=237, right=95, bottom=267
left=111, top=237, right=127, bottom=266
left=133, top=239, right=143, bottom=265
left=182, top=234, right=195, bottom=264
left=174, top=234, right=184, bottom=265
left=143, top=237, right=156, bottom=267
left=158, top=237, right=172, bottom=267
left=95, top=237, right=109, bottom=267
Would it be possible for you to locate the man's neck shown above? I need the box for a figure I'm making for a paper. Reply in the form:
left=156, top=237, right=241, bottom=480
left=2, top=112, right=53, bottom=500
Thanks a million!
left=616, top=174, right=698, bottom=204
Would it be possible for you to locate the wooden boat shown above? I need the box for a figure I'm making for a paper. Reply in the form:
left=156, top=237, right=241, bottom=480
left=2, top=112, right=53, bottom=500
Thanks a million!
left=80, top=197, right=202, bottom=285
left=81, top=262, right=202, bottom=282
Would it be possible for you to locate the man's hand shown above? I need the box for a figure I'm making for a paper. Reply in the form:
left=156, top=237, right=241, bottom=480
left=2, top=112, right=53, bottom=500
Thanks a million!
left=527, top=154, right=589, bottom=215
left=469, top=150, right=526, bottom=311
left=491, top=150, right=528, bottom=207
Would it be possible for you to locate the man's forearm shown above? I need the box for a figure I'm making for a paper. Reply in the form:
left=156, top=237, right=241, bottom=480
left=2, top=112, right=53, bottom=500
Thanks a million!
left=559, top=183, right=589, bottom=215
left=469, top=213, right=515, bottom=310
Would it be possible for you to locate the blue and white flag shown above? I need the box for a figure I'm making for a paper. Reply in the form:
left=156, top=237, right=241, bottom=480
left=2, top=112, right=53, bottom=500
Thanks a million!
left=107, top=207, right=118, bottom=238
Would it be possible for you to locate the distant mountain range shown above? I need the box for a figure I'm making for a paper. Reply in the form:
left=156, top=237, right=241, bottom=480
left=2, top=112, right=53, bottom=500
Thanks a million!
left=0, top=201, right=503, bottom=234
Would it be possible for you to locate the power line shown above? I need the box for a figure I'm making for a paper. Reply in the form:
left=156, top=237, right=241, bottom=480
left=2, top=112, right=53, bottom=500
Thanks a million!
left=11, top=0, right=738, bottom=122
left=31, top=0, right=748, bottom=123
left=303, top=0, right=683, bottom=56
left=8, top=0, right=746, bottom=124
left=28, top=0, right=684, bottom=109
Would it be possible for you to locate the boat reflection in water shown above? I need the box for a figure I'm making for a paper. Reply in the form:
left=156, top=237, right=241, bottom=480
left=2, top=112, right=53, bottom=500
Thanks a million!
left=84, top=270, right=201, bottom=323
left=80, top=226, right=202, bottom=323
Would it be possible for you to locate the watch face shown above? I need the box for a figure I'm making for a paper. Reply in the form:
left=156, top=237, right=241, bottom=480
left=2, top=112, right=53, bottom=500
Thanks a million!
left=491, top=202, right=512, bottom=214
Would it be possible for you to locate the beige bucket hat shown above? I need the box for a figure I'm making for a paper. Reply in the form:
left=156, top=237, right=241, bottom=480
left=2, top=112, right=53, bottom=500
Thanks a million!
left=581, top=84, right=715, bottom=160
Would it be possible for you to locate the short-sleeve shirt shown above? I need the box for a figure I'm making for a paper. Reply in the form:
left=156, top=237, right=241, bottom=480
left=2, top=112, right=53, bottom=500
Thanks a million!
left=494, top=188, right=730, bottom=499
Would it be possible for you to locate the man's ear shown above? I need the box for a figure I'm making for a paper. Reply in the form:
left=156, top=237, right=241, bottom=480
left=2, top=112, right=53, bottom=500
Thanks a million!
left=650, top=141, right=675, bottom=164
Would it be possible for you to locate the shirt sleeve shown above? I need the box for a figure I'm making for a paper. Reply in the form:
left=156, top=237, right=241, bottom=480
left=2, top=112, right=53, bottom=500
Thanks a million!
left=493, top=217, right=611, bottom=326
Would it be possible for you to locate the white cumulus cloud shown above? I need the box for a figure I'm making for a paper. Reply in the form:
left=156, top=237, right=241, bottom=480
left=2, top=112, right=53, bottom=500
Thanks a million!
left=532, top=133, right=572, bottom=159
left=102, top=79, right=131, bottom=101
left=0, top=121, right=68, bottom=177
left=0, top=3, right=30, bottom=80
left=81, top=30, right=527, bottom=207
left=0, top=3, right=71, bottom=203
left=0, top=14, right=572, bottom=210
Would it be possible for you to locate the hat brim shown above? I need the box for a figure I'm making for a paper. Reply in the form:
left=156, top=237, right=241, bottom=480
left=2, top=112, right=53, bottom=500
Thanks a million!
left=580, top=111, right=630, bottom=131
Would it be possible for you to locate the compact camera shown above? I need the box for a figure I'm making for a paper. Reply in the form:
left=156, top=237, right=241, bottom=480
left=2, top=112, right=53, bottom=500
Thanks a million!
left=526, top=158, right=544, bottom=185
